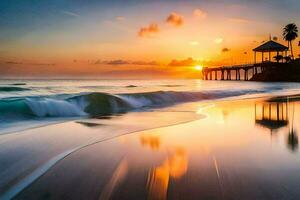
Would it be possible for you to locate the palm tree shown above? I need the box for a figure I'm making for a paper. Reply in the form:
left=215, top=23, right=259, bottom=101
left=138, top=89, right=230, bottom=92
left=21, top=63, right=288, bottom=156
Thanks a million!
left=283, top=23, right=298, bottom=59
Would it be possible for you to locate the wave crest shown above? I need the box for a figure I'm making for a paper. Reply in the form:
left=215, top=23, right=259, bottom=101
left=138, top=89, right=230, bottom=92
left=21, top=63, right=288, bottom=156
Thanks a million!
left=0, top=89, right=269, bottom=120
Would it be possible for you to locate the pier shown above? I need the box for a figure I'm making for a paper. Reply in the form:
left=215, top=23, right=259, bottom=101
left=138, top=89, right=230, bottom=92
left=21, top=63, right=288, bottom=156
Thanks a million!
left=202, top=62, right=289, bottom=81
left=203, top=39, right=289, bottom=81
left=202, top=63, right=262, bottom=81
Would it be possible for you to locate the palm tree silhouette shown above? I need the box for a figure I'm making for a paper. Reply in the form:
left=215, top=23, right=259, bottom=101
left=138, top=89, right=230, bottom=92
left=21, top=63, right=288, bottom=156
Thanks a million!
left=283, top=23, right=298, bottom=59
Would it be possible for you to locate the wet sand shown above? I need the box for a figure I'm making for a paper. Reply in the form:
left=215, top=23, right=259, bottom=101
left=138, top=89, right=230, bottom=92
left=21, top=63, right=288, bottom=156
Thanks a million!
left=2, top=97, right=300, bottom=200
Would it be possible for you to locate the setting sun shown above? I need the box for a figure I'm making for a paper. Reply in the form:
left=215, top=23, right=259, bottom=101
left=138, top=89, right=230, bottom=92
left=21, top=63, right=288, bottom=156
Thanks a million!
left=195, top=65, right=203, bottom=71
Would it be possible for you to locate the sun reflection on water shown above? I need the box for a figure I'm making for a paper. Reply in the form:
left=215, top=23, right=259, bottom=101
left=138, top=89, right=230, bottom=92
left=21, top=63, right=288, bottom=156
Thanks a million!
left=147, top=147, right=188, bottom=200
left=140, top=133, right=188, bottom=200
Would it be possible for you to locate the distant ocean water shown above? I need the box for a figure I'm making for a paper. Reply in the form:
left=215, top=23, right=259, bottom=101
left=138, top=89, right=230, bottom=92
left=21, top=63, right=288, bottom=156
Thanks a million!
left=1, top=79, right=300, bottom=133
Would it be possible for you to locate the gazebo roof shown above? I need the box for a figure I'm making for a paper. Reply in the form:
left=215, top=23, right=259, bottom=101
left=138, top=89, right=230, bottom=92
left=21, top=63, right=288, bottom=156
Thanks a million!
left=253, top=40, right=288, bottom=52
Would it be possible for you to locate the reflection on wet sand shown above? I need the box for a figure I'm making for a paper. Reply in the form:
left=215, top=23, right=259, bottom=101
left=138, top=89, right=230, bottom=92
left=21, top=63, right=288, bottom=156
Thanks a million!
left=255, top=101, right=289, bottom=133
left=255, top=99, right=298, bottom=151
left=288, top=129, right=298, bottom=151
left=147, top=148, right=187, bottom=200
left=287, top=102, right=298, bottom=151
left=99, top=158, right=128, bottom=200
left=140, top=134, right=161, bottom=151
left=140, top=133, right=188, bottom=200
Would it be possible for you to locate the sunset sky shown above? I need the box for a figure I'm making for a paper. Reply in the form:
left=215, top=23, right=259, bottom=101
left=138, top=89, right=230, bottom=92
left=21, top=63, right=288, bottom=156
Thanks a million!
left=1, top=0, right=300, bottom=78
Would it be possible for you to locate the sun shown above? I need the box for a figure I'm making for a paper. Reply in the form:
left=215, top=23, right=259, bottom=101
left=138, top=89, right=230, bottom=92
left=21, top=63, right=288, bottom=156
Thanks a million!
left=194, top=65, right=203, bottom=71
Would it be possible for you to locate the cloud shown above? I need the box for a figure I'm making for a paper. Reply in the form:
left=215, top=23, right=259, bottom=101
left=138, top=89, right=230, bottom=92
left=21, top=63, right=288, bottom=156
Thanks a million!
left=168, top=57, right=199, bottom=67
left=105, top=60, right=128, bottom=65
left=214, top=37, right=224, bottom=44
left=6, top=61, right=23, bottom=65
left=5, top=61, right=55, bottom=66
left=138, top=23, right=159, bottom=37
left=189, top=41, right=199, bottom=46
left=166, top=12, right=184, bottom=27
left=94, top=59, right=158, bottom=66
left=61, top=10, right=80, bottom=18
left=193, top=9, right=207, bottom=19
left=222, top=48, right=230, bottom=53
left=115, top=16, right=125, bottom=21
left=131, top=61, right=158, bottom=65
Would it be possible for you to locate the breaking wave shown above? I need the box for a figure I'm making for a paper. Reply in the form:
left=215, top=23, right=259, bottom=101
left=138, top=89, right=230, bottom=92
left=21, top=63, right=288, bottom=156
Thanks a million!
left=0, top=88, right=272, bottom=120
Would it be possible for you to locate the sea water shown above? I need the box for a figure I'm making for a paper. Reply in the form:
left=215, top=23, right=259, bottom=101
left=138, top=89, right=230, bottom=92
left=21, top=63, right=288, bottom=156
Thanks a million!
left=1, top=79, right=300, bottom=134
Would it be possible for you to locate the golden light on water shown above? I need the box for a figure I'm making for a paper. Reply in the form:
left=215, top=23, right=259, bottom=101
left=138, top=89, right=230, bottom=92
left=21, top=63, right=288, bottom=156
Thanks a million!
left=195, top=65, right=203, bottom=71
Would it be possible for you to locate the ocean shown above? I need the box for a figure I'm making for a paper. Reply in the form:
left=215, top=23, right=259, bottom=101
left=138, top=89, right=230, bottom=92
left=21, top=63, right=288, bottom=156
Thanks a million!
left=1, top=79, right=300, bottom=134
left=2, top=79, right=300, bottom=199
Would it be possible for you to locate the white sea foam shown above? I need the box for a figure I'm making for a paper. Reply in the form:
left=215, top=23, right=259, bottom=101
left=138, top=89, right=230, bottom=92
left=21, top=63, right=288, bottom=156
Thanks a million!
left=25, top=98, right=87, bottom=117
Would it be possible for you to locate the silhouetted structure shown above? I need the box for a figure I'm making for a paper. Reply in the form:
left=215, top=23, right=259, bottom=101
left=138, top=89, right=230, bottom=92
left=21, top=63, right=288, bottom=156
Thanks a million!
left=202, top=23, right=300, bottom=82
left=203, top=37, right=297, bottom=81
left=253, top=40, right=288, bottom=63
left=202, top=39, right=291, bottom=81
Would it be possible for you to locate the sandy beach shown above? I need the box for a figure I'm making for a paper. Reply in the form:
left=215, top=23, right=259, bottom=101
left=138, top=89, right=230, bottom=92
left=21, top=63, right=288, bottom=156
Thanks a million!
left=1, top=95, right=300, bottom=200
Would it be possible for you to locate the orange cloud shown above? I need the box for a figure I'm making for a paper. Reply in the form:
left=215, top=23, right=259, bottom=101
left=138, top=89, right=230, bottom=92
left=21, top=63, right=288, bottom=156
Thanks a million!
left=168, top=57, right=222, bottom=68
left=168, top=57, right=199, bottom=67
left=193, top=9, right=207, bottom=19
left=94, top=59, right=158, bottom=66
left=166, top=12, right=184, bottom=27
left=138, top=23, right=159, bottom=37
left=5, top=60, right=55, bottom=66
left=222, top=48, right=230, bottom=53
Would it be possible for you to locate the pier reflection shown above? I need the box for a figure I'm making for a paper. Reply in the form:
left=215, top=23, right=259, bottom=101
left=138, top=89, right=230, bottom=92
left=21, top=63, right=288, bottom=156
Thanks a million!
left=255, top=101, right=289, bottom=134
left=255, top=99, right=298, bottom=151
